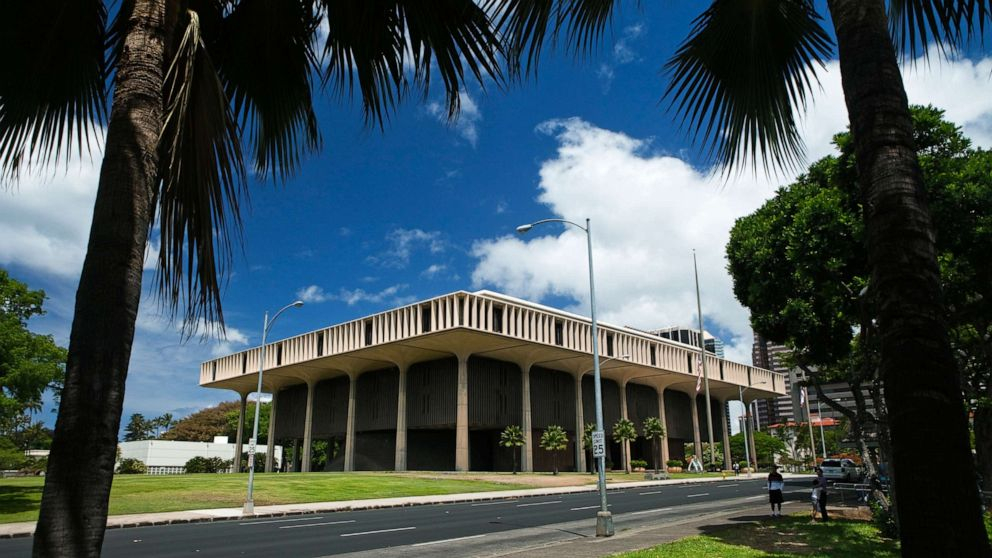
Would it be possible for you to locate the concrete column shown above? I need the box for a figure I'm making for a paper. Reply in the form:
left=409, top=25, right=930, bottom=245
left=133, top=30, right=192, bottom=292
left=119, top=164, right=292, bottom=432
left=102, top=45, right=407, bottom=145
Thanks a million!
left=689, top=393, right=703, bottom=464
left=620, top=381, right=631, bottom=473
left=292, top=439, right=301, bottom=472
left=302, top=380, right=315, bottom=472
left=657, top=387, right=670, bottom=468
left=720, top=400, right=732, bottom=470
left=394, top=365, right=408, bottom=471
left=344, top=374, right=358, bottom=471
left=574, top=372, right=586, bottom=473
left=748, top=411, right=758, bottom=469
left=234, top=392, right=247, bottom=473
left=265, top=388, right=279, bottom=472
left=521, top=364, right=533, bottom=472
left=455, top=354, right=470, bottom=472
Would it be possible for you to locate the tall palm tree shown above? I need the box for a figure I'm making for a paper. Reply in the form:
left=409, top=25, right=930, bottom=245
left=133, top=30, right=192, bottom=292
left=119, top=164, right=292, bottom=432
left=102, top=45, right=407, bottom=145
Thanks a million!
left=489, top=0, right=990, bottom=553
left=2, top=2, right=504, bottom=555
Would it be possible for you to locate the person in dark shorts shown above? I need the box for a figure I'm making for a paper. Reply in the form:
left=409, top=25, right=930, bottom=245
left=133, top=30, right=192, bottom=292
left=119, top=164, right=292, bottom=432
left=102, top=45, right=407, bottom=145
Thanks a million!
left=768, top=465, right=785, bottom=516
left=815, top=467, right=829, bottom=521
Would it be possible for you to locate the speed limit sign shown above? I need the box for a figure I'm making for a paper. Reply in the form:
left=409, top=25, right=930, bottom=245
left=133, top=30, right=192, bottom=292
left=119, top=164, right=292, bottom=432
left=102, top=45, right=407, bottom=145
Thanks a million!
left=592, top=430, right=605, bottom=458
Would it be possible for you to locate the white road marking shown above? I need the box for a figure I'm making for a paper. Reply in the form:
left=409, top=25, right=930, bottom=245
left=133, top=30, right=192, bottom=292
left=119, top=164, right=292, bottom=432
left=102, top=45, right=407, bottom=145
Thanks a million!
left=516, top=500, right=562, bottom=507
left=412, top=534, right=487, bottom=547
left=745, top=495, right=765, bottom=500
left=630, top=507, right=673, bottom=515
left=239, top=516, right=324, bottom=526
left=341, top=526, right=416, bottom=537
left=687, top=493, right=709, bottom=498
left=717, top=484, right=737, bottom=487
left=471, top=501, right=512, bottom=507
left=280, top=520, right=356, bottom=529
left=639, top=491, right=662, bottom=495
left=570, top=504, right=611, bottom=511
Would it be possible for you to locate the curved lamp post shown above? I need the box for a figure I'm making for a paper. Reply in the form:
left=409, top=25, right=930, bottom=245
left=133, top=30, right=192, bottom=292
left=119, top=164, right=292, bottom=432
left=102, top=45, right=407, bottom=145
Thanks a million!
left=738, top=381, right=767, bottom=478
left=243, top=300, right=303, bottom=515
left=517, top=217, right=614, bottom=537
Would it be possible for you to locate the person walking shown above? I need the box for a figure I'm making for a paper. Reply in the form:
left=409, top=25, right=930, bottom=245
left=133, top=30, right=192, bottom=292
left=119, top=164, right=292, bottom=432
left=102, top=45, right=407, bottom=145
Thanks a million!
left=815, top=467, right=829, bottom=521
left=768, top=465, right=784, bottom=517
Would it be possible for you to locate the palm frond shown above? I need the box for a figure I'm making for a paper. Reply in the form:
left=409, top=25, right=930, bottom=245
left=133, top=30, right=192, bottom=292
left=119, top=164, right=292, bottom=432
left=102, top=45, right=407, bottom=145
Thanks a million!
left=487, top=0, right=619, bottom=80
left=664, top=0, right=832, bottom=174
left=889, top=0, right=991, bottom=60
left=0, top=0, right=108, bottom=182
left=216, top=0, right=321, bottom=180
left=319, top=0, right=504, bottom=126
left=157, top=9, right=246, bottom=332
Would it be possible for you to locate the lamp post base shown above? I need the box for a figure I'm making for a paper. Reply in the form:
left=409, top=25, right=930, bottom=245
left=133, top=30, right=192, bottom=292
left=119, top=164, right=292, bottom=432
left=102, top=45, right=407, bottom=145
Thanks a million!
left=596, top=511, right=614, bottom=537
left=242, top=501, right=254, bottom=515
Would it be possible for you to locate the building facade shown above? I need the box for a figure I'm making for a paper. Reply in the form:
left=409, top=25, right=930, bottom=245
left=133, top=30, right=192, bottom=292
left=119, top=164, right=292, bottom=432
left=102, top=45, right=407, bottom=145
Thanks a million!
left=200, top=291, right=785, bottom=473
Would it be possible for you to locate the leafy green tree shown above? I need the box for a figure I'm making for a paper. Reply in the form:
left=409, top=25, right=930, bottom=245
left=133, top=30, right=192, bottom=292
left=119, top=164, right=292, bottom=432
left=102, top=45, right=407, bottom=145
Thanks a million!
left=159, top=400, right=269, bottom=443
left=224, top=401, right=271, bottom=444
left=612, top=418, right=637, bottom=474
left=0, top=436, right=25, bottom=470
left=152, top=413, right=174, bottom=438
left=184, top=456, right=230, bottom=474
left=539, top=425, right=568, bottom=475
left=122, top=413, right=154, bottom=442
left=500, top=425, right=525, bottom=474
left=642, top=417, right=665, bottom=474
left=0, top=269, right=66, bottom=426
left=728, top=431, right=786, bottom=467
left=581, top=422, right=597, bottom=474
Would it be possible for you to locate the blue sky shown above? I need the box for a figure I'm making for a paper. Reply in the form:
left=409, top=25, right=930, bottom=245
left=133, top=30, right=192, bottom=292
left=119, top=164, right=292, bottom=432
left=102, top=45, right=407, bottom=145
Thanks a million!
left=6, top=4, right=992, bottom=433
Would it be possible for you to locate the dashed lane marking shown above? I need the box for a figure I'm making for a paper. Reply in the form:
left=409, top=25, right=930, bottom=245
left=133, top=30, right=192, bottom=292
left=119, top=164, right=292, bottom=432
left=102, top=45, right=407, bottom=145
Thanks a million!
left=341, top=526, right=416, bottom=537
left=412, top=534, right=487, bottom=547
left=239, top=517, right=325, bottom=526
left=516, top=500, right=562, bottom=507
left=280, top=520, right=356, bottom=529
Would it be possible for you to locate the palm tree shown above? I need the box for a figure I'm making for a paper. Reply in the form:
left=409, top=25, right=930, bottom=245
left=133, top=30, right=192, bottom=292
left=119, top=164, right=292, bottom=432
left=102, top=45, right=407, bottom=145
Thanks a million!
left=500, top=425, right=525, bottom=474
left=491, top=0, right=990, bottom=552
left=539, top=425, right=568, bottom=475
left=581, top=422, right=597, bottom=474
left=612, top=418, right=637, bottom=474
left=3, top=2, right=504, bottom=555
left=642, top=416, right=665, bottom=475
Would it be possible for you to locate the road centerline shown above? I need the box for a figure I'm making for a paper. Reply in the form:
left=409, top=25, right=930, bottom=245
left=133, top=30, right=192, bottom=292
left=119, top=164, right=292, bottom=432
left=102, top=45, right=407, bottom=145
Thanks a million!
left=341, top=526, right=416, bottom=537
left=630, top=507, right=673, bottom=515
left=516, top=500, right=562, bottom=507
left=280, top=520, right=356, bottom=530
left=687, top=493, right=710, bottom=498
left=638, top=490, right=662, bottom=495
left=239, top=516, right=325, bottom=526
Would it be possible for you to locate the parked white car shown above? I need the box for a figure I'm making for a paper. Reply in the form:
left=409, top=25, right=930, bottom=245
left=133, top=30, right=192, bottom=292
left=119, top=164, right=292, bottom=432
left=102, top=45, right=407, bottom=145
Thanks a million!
left=820, top=458, right=861, bottom=482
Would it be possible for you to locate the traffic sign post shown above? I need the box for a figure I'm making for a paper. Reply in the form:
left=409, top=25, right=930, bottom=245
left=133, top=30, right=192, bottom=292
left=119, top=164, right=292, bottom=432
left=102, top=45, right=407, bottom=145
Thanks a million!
left=592, top=430, right=605, bottom=458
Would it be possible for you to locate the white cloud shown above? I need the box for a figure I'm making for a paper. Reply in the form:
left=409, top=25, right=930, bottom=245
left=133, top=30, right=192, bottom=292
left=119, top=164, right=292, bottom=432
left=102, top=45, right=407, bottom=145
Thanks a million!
left=472, top=56, right=992, bottom=366
left=427, top=91, right=482, bottom=146
left=421, top=264, right=447, bottom=279
left=297, top=284, right=329, bottom=303
left=598, top=23, right=646, bottom=93
left=367, top=228, right=444, bottom=268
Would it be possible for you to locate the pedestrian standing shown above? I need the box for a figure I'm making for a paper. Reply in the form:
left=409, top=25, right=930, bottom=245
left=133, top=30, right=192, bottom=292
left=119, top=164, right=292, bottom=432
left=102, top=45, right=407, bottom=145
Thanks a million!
left=733, top=462, right=740, bottom=476
left=767, top=465, right=784, bottom=517
left=815, top=467, right=829, bottom=521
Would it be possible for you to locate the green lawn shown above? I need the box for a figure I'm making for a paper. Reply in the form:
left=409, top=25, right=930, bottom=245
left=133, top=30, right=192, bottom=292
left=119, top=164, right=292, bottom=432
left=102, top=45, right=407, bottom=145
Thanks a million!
left=614, top=516, right=898, bottom=558
left=0, top=472, right=535, bottom=524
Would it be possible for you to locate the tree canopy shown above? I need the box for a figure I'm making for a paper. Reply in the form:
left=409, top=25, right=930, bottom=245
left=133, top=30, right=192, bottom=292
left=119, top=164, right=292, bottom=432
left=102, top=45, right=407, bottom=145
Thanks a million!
left=161, top=400, right=269, bottom=443
left=0, top=269, right=66, bottom=425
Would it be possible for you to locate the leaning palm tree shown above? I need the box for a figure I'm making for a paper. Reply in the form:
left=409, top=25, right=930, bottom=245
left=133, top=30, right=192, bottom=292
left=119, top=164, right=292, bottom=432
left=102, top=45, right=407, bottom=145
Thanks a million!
left=490, top=0, right=990, bottom=552
left=3, top=2, right=504, bottom=555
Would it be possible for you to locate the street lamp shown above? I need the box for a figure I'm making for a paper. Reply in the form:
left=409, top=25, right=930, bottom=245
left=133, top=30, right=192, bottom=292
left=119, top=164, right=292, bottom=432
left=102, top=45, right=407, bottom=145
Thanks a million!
left=243, top=300, right=304, bottom=515
left=738, top=381, right=767, bottom=478
left=517, top=217, right=614, bottom=537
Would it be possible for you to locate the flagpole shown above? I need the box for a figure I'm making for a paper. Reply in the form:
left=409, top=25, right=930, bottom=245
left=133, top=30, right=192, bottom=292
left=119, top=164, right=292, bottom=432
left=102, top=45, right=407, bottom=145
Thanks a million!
left=693, top=250, right=717, bottom=469
left=801, top=370, right=817, bottom=469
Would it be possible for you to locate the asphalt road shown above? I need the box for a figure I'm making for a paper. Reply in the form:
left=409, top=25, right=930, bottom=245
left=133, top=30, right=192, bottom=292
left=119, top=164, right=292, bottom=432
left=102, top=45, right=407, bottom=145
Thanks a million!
left=1, top=477, right=813, bottom=557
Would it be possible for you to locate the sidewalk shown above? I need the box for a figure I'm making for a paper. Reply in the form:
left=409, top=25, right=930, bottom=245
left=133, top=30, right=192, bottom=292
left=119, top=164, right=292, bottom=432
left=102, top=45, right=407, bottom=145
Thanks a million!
left=0, top=472, right=809, bottom=539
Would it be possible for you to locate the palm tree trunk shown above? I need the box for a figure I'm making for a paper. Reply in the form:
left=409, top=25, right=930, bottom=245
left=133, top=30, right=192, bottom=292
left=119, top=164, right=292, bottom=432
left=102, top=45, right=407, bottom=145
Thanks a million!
left=828, top=1, right=989, bottom=553
left=33, top=1, right=174, bottom=556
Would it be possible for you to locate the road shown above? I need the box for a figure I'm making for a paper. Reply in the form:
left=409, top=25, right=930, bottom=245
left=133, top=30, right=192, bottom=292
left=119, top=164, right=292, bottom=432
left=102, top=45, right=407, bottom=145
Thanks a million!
left=1, top=477, right=813, bottom=557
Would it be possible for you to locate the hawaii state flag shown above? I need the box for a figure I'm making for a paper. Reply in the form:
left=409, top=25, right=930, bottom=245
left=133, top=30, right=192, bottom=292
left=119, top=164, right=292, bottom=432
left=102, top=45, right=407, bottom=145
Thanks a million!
left=695, top=355, right=702, bottom=393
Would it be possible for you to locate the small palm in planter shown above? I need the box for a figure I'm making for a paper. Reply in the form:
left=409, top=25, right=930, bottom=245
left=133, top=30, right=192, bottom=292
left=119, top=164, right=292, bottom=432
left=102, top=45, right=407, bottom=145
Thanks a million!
left=540, top=425, right=568, bottom=475
left=581, top=423, right=597, bottom=474
left=612, top=418, right=637, bottom=474
left=642, top=416, right=666, bottom=475
left=500, top=425, right=525, bottom=474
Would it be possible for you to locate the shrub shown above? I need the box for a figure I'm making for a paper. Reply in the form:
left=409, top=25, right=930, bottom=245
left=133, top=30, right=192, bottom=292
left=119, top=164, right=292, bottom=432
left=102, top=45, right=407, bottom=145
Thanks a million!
left=185, top=456, right=231, bottom=473
left=630, top=459, right=647, bottom=469
left=117, top=458, right=147, bottom=474
left=240, top=451, right=267, bottom=472
left=666, top=459, right=682, bottom=468
left=870, top=499, right=898, bottom=539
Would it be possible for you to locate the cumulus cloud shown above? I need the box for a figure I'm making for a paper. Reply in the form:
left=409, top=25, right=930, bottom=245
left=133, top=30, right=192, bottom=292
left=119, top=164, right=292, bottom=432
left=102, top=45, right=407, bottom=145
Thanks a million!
left=598, top=23, right=646, bottom=93
left=421, top=264, right=447, bottom=279
left=427, top=91, right=482, bottom=146
left=472, top=56, right=992, bottom=366
left=297, top=284, right=329, bottom=303
left=295, top=283, right=414, bottom=307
